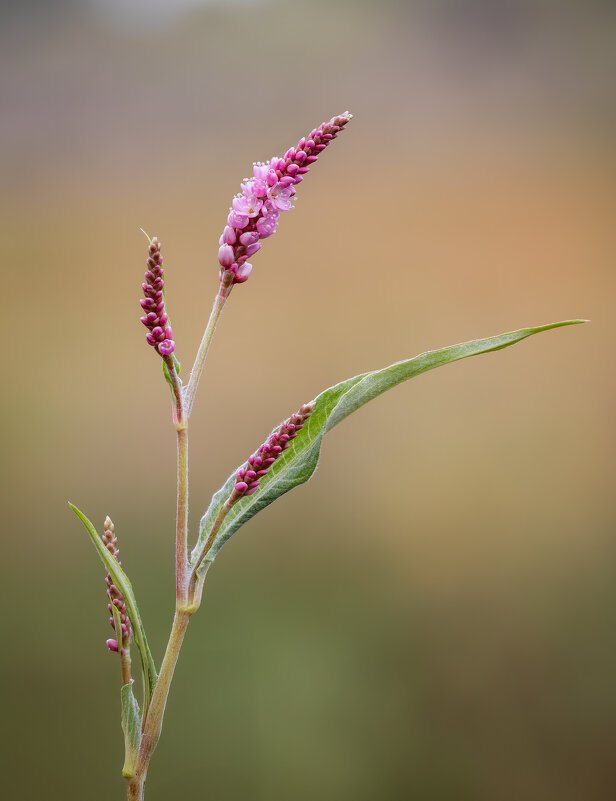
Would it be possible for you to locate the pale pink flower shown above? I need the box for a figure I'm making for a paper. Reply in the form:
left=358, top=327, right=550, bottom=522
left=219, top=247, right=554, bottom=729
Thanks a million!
left=267, top=183, right=294, bottom=212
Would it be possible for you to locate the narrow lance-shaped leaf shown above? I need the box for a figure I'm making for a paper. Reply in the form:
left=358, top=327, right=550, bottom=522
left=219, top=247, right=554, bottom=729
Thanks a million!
left=120, top=683, right=142, bottom=779
left=69, top=504, right=158, bottom=711
left=192, top=320, right=585, bottom=568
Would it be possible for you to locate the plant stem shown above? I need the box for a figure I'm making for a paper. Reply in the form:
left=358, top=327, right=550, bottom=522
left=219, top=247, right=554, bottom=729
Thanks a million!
left=127, top=777, right=144, bottom=801
left=163, top=355, right=183, bottom=423
left=175, top=424, right=189, bottom=605
left=131, top=609, right=192, bottom=793
left=188, top=501, right=231, bottom=606
left=120, top=651, right=132, bottom=687
left=183, top=279, right=232, bottom=419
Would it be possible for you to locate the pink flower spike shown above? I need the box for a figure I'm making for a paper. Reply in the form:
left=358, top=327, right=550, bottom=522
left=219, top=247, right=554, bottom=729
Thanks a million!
left=140, top=236, right=175, bottom=358
left=224, top=404, right=314, bottom=505
left=102, top=517, right=133, bottom=654
left=216, top=112, right=352, bottom=286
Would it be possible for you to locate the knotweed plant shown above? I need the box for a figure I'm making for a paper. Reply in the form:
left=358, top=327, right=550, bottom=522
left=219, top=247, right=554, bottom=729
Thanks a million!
left=71, top=112, right=584, bottom=800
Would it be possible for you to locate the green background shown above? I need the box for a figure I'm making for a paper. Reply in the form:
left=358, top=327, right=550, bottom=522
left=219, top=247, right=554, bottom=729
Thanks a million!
left=1, top=1, right=614, bottom=798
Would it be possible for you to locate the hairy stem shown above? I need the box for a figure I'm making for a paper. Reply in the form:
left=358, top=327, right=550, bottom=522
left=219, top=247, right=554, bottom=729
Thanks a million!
left=132, top=609, right=192, bottom=789
left=163, top=355, right=183, bottom=424
left=183, top=279, right=232, bottom=419
left=175, top=425, right=189, bottom=605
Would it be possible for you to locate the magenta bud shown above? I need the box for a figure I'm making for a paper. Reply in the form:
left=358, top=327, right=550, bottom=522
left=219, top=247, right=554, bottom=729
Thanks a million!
left=158, top=339, right=175, bottom=356
left=286, top=163, right=300, bottom=175
left=106, top=639, right=119, bottom=652
left=218, top=244, right=235, bottom=267
left=235, top=481, right=248, bottom=493
left=159, top=313, right=168, bottom=327
left=256, top=469, right=268, bottom=477
left=245, top=470, right=257, bottom=480
left=245, top=487, right=258, bottom=496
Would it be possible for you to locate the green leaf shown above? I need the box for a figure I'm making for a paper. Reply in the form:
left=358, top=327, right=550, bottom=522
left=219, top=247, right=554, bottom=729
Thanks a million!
left=191, top=320, right=585, bottom=567
left=69, top=504, right=158, bottom=711
left=120, top=682, right=142, bottom=779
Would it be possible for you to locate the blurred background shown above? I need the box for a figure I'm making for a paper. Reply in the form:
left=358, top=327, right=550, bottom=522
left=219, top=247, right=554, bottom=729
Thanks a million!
left=1, top=0, right=615, bottom=798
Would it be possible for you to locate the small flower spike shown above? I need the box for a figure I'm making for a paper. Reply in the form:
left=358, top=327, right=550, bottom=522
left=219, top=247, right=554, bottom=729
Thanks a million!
left=218, top=111, right=352, bottom=285
left=102, top=516, right=133, bottom=655
left=140, top=236, right=175, bottom=356
left=230, top=403, right=314, bottom=504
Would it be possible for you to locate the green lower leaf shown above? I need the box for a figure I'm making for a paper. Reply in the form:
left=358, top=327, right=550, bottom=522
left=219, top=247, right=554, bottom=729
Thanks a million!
left=69, top=504, right=158, bottom=711
left=121, top=683, right=142, bottom=779
left=192, top=320, right=584, bottom=568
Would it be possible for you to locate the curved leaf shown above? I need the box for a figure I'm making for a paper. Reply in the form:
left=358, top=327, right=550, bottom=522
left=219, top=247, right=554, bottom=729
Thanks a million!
left=191, top=320, right=585, bottom=568
left=69, top=504, right=158, bottom=711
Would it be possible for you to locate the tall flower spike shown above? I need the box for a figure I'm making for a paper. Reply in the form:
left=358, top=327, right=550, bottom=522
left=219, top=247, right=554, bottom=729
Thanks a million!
left=140, top=236, right=175, bottom=356
left=102, top=516, right=133, bottom=655
left=218, top=111, right=353, bottom=285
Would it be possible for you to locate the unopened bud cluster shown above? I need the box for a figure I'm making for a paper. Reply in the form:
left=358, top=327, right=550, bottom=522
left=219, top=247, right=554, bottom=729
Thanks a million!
left=228, top=404, right=314, bottom=503
left=102, top=516, right=133, bottom=655
left=140, top=237, right=175, bottom=356
left=218, top=111, right=352, bottom=285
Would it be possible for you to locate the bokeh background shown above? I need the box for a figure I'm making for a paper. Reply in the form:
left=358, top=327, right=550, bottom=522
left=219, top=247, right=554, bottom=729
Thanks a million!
left=1, top=1, right=615, bottom=798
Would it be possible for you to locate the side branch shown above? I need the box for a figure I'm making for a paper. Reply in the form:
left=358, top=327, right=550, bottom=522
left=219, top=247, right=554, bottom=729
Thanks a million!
left=183, top=277, right=232, bottom=419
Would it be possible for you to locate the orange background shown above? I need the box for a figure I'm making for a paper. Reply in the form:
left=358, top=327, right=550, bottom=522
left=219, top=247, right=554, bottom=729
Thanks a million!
left=2, top=1, right=615, bottom=799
